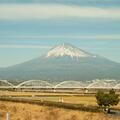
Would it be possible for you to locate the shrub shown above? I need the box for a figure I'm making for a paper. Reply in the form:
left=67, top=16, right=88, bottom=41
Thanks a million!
left=95, top=89, right=119, bottom=113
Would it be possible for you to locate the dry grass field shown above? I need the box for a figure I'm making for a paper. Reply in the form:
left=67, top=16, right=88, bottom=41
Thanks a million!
left=0, top=101, right=120, bottom=120
left=0, top=90, right=120, bottom=108
left=0, top=90, right=120, bottom=120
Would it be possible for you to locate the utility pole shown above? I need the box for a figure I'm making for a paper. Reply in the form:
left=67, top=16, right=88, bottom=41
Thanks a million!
left=6, top=112, right=10, bottom=120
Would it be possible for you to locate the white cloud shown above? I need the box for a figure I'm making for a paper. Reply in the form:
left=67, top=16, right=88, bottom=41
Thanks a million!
left=0, top=44, right=50, bottom=48
left=1, top=35, right=120, bottom=40
left=0, top=4, right=120, bottom=20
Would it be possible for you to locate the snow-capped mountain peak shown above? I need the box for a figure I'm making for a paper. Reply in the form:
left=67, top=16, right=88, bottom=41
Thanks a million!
left=46, top=43, right=93, bottom=58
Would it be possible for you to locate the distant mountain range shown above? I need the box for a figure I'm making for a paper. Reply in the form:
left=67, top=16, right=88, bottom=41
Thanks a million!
left=0, top=43, right=120, bottom=83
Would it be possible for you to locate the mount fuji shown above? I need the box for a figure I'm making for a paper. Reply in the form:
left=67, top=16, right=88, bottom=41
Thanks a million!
left=0, top=43, right=120, bottom=83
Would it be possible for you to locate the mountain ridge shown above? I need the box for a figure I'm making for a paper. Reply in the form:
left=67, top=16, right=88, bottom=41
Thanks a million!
left=0, top=43, right=120, bottom=82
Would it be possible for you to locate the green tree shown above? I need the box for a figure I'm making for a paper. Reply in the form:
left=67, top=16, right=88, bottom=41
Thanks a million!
left=95, top=89, right=119, bottom=113
left=109, top=89, right=119, bottom=106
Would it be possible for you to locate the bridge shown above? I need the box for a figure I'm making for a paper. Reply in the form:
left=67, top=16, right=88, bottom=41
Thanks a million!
left=0, top=79, right=119, bottom=89
left=16, top=80, right=53, bottom=88
left=0, top=80, right=15, bottom=88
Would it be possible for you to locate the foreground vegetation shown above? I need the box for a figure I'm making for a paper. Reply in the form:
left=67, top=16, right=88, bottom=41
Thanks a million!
left=0, top=90, right=120, bottom=119
left=0, top=101, right=120, bottom=120
left=0, top=90, right=120, bottom=108
left=96, top=89, right=119, bottom=113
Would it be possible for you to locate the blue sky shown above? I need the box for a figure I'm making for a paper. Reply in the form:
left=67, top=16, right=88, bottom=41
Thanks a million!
left=0, top=0, right=120, bottom=67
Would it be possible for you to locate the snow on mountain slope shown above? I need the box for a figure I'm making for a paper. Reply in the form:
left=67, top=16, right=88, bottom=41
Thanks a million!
left=46, top=43, right=94, bottom=58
